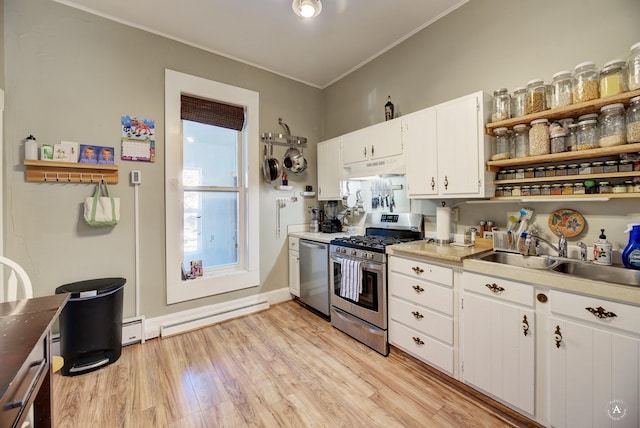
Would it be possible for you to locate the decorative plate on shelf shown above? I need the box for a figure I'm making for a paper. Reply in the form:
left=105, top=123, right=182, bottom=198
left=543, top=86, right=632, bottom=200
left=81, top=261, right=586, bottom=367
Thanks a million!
left=548, top=209, right=586, bottom=238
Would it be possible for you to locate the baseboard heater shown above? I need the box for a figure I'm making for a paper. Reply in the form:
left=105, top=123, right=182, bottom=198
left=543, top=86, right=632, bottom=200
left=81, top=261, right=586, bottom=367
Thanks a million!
left=159, top=298, right=270, bottom=338
left=122, top=316, right=145, bottom=346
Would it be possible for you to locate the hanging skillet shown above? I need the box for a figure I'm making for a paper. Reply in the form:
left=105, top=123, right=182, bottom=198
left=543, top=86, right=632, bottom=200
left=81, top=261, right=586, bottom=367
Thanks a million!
left=262, top=141, right=281, bottom=182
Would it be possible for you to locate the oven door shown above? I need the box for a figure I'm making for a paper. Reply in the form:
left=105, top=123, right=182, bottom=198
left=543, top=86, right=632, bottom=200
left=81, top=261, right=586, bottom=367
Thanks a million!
left=329, top=253, right=387, bottom=329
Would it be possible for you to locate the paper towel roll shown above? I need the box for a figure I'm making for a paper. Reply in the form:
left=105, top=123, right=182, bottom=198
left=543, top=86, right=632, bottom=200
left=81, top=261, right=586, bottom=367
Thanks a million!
left=436, top=207, right=451, bottom=243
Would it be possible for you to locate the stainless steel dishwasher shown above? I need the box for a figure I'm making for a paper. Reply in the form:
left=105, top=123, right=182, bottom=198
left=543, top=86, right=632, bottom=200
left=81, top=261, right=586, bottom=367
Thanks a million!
left=299, top=239, right=330, bottom=317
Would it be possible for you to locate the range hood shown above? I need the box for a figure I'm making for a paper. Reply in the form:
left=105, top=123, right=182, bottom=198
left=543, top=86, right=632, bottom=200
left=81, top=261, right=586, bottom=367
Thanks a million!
left=342, top=153, right=406, bottom=180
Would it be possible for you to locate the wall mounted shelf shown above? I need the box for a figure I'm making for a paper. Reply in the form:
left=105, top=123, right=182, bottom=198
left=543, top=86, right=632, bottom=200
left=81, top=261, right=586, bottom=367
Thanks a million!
left=24, top=160, right=119, bottom=183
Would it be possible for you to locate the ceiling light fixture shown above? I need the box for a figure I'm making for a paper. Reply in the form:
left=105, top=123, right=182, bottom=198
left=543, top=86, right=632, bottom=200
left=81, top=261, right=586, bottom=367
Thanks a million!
left=292, top=0, right=322, bottom=18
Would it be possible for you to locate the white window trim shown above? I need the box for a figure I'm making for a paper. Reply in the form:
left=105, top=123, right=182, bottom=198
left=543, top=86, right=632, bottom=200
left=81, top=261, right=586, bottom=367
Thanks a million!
left=165, top=69, right=260, bottom=304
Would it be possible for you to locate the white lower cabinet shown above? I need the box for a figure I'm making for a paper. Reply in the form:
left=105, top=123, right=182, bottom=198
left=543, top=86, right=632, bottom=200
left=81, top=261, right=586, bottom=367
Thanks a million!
left=461, top=272, right=535, bottom=416
left=288, top=237, right=300, bottom=297
left=388, top=256, right=455, bottom=376
left=549, top=289, right=640, bottom=428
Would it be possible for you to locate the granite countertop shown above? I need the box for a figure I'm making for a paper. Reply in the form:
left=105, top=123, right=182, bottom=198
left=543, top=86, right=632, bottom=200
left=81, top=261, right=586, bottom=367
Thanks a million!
left=386, top=240, right=494, bottom=264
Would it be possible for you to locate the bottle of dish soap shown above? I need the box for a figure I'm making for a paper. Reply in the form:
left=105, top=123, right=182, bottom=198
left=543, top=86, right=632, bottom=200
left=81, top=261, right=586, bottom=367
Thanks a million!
left=622, top=224, right=640, bottom=270
left=593, top=229, right=612, bottom=265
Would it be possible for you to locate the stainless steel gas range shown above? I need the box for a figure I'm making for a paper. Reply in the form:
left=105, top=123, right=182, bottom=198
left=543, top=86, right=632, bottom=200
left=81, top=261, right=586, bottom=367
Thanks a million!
left=329, top=212, right=423, bottom=356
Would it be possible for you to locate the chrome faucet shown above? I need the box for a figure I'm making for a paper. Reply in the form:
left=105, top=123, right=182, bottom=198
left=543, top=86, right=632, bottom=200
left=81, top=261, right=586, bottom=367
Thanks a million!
left=531, top=233, right=567, bottom=258
left=576, top=242, right=588, bottom=261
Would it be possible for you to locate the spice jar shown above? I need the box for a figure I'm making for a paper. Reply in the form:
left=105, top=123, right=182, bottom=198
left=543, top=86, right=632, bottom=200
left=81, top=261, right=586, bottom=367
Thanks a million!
left=574, top=183, right=585, bottom=194
left=576, top=119, right=598, bottom=150
left=626, top=96, right=640, bottom=143
left=503, top=186, right=513, bottom=197
left=599, top=59, right=628, bottom=98
left=573, top=61, right=599, bottom=103
left=598, top=181, right=612, bottom=194
left=541, top=185, right=551, bottom=196
left=628, top=42, right=640, bottom=91
left=567, top=164, right=579, bottom=175
left=492, top=127, right=511, bottom=160
left=613, top=183, right=627, bottom=194
left=555, top=165, right=567, bottom=176
left=591, top=161, right=604, bottom=174
left=551, top=70, right=573, bottom=108
left=515, top=168, right=525, bottom=179
left=562, top=183, right=574, bottom=195
left=525, top=79, right=548, bottom=114
left=604, top=160, right=618, bottom=173
left=524, top=167, right=535, bottom=178
left=545, top=166, right=556, bottom=177
left=497, top=169, right=507, bottom=181
left=511, top=87, right=527, bottom=118
left=521, top=185, right=531, bottom=197
left=598, top=103, right=626, bottom=147
left=530, top=185, right=541, bottom=196
left=550, top=184, right=562, bottom=195
left=619, top=160, right=633, bottom=172
left=512, top=186, right=522, bottom=197
left=579, top=162, right=592, bottom=175
left=513, top=124, right=529, bottom=158
left=492, top=88, right=511, bottom=122
left=625, top=180, right=635, bottom=192
left=584, top=180, right=597, bottom=194
left=529, top=118, right=550, bottom=155
left=495, top=187, right=504, bottom=197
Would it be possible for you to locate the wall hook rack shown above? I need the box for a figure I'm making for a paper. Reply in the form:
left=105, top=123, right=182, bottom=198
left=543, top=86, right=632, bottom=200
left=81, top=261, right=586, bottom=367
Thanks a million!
left=24, top=160, right=119, bottom=183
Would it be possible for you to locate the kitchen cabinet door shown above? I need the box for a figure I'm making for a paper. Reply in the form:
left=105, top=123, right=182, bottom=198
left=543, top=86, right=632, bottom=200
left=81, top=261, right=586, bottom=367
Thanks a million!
left=368, top=118, right=403, bottom=160
left=404, top=107, right=439, bottom=197
left=462, top=293, right=535, bottom=416
left=341, top=128, right=370, bottom=165
left=549, top=318, right=639, bottom=428
left=317, top=137, right=342, bottom=200
left=288, top=238, right=300, bottom=297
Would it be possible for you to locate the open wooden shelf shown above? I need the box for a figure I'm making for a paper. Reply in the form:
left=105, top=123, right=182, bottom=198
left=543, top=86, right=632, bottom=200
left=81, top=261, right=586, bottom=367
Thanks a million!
left=494, top=171, right=640, bottom=185
left=485, top=89, right=640, bottom=135
left=24, top=160, right=119, bottom=183
left=491, top=193, right=638, bottom=201
left=486, top=143, right=640, bottom=172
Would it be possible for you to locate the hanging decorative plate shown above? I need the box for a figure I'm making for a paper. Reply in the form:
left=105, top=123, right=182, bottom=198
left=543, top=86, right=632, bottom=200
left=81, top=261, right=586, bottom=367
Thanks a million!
left=548, top=209, right=586, bottom=238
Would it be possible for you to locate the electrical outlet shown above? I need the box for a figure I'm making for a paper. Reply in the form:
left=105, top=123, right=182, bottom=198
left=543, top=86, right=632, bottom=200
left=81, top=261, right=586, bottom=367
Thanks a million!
left=451, top=207, right=460, bottom=222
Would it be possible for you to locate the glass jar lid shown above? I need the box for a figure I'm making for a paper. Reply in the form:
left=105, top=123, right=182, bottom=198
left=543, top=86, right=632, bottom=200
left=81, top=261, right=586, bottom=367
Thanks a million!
left=552, top=70, right=572, bottom=80
left=531, top=118, right=549, bottom=126
left=578, top=113, right=598, bottom=121
left=513, top=86, right=526, bottom=94
left=575, top=61, right=596, bottom=72
left=494, top=127, right=508, bottom=135
left=513, top=123, right=528, bottom=131
left=601, top=59, right=626, bottom=73
left=493, top=88, right=509, bottom=96
left=600, top=103, right=625, bottom=113
left=578, top=119, right=598, bottom=127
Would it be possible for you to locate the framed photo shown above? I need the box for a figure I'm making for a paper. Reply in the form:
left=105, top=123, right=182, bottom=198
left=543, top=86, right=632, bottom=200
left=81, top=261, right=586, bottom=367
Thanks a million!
left=79, top=144, right=115, bottom=165
left=53, top=141, right=80, bottom=163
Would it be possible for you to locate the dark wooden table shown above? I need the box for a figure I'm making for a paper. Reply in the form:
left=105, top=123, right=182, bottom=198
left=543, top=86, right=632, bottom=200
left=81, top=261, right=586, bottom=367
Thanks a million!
left=0, top=294, right=69, bottom=428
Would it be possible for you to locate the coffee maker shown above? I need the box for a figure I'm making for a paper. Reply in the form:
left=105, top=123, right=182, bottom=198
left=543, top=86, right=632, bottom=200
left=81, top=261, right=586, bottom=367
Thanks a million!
left=321, top=201, right=342, bottom=233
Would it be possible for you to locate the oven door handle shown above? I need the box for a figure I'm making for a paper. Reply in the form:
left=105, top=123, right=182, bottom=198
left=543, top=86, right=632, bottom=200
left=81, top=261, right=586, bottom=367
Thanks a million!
left=330, top=255, right=384, bottom=272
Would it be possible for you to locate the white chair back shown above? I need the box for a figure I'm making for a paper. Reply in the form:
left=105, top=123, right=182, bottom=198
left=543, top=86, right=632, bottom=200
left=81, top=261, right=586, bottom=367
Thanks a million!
left=0, top=255, right=33, bottom=302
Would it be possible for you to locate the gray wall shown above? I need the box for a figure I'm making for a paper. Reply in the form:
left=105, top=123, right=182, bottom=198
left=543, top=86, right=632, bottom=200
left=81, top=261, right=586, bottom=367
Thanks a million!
left=324, top=0, right=640, bottom=254
left=3, top=0, right=321, bottom=318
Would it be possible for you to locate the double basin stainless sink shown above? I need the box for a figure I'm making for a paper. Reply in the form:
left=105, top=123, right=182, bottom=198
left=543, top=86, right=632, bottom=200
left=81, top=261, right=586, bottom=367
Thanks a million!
left=478, top=251, right=640, bottom=287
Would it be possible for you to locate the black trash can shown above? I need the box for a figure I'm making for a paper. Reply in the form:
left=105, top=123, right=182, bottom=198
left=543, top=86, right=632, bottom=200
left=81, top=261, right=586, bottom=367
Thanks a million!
left=55, top=277, right=126, bottom=376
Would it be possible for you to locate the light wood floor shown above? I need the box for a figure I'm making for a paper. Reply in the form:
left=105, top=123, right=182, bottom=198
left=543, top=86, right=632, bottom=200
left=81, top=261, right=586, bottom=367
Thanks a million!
left=53, top=301, right=538, bottom=427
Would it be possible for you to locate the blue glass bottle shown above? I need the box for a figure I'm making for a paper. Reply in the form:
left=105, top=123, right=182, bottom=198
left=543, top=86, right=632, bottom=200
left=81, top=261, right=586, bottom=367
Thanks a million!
left=622, top=224, right=640, bottom=269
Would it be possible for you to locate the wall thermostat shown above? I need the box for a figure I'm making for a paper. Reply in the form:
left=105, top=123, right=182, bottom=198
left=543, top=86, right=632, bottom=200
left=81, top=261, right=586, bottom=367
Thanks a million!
left=131, top=170, right=141, bottom=184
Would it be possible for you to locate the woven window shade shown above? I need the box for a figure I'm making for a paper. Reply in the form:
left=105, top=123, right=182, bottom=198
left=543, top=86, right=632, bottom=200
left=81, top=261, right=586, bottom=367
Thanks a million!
left=181, top=94, right=245, bottom=131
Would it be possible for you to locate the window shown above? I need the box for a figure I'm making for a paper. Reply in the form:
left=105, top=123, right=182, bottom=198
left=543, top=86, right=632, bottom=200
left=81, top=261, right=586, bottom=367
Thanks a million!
left=165, top=70, right=260, bottom=304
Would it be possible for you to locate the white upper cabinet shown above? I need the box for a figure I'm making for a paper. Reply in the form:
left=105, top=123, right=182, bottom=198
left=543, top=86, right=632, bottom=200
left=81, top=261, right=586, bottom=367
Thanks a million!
left=406, top=91, right=493, bottom=199
left=341, top=118, right=403, bottom=165
left=404, top=107, right=439, bottom=197
left=316, top=137, right=342, bottom=201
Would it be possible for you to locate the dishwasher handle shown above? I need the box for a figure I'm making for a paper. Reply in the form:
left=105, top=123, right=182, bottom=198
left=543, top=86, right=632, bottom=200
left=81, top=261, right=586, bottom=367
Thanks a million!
left=300, top=240, right=327, bottom=250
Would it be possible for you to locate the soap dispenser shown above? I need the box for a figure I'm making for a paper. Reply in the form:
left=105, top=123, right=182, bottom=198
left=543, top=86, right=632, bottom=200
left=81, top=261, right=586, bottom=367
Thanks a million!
left=593, top=229, right=613, bottom=265
left=622, top=224, right=640, bottom=270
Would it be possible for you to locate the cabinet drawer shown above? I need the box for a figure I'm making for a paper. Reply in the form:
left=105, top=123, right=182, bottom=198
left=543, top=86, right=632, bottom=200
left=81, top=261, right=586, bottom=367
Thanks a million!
left=389, top=272, right=454, bottom=316
left=389, top=257, right=453, bottom=287
left=463, top=272, right=534, bottom=307
left=389, top=297, right=453, bottom=344
left=550, top=290, right=640, bottom=335
left=288, top=236, right=299, bottom=251
left=390, top=320, right=454, bottom=375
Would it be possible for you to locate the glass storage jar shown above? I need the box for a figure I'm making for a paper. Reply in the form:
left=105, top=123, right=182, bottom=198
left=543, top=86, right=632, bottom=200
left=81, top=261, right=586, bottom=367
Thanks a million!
left=511, top=87, right=527, bottom=118
left=492, top=88, right=511, bottom=122
left=566, top=123, right=578, bottom=151
left=599, top=59, right=628, bottom=98
left=562, top=183, right=574, bottom=195
left=573, top=61, right=599, bottom=103
left=567, top=164, right=579, bottom=175
left=574, top=183, right=585, bottom=194
left=591, top=161, right=604, bottom=174
left=551, top=132, right=567, bottom=153
left=541, top=185, right=551, bottom=196
left=530, top=185, right=541, bottom=196
left=525, top=79, right=548, bottom=114
left=508, top=129, right=516, bottom=159
left=628, top=41, right=640, bottom=91
left=555, top=165, right=567, bottom=176
left=604, top=160, right=618, bottom=173
left=576, top=119, right=598, bottom=150
left=529, top=118, right=550, bottom=155
left=598, top=181, right=612, bottom=194
left=513, top=124, right=529, bottom=158
left=626, top=96, right=640, bottom=143
left=492, top=127, right=510, bottom=160
left=551, top=70, right=574, bottom=109
left=598, top=103, right=626, bottom=147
